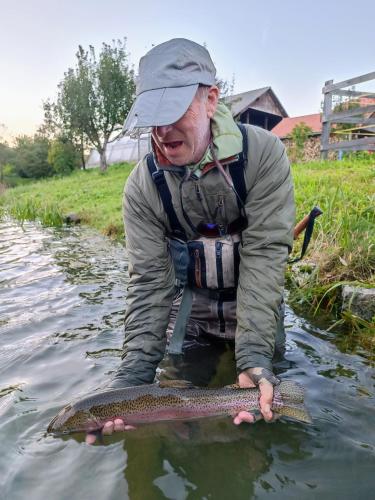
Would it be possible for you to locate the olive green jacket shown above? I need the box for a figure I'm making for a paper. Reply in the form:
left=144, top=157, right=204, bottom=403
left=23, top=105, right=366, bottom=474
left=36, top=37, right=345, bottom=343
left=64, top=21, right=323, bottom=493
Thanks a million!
left=113, top=124, right=295, bottom=387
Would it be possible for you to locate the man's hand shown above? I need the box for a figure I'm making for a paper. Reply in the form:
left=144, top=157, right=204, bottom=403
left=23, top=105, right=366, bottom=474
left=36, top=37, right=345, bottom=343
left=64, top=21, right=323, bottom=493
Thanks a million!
left=233, top=367, right=280, bottom=425
left=85, top=419, right=136, bottom=444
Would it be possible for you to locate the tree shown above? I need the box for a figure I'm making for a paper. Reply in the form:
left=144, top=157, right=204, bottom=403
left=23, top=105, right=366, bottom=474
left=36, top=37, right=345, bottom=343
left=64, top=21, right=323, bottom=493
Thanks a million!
left=217, top=74, right=235, bottom=99
left=48, top=137, right=80, bottom=176
left=42, top=102, right=87, bottom=170
left=0, top=140, right=14, bottom=184
left=290, top=122, right=313, bottom=162
left=44, top=39, right=136, bottom=171
left=13, top=135, right=52, bottom=178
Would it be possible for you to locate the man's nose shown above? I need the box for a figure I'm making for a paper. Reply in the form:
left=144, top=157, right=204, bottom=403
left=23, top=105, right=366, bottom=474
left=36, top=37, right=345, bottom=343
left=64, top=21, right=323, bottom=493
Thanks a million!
left=155, top=124, right=173, bottom=137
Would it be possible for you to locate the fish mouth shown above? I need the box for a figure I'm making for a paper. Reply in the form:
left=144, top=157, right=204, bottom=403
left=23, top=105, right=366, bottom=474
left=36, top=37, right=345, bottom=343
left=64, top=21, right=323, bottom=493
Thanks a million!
left=47, top=403, right=75, bottom=434
left=47, top=415, right=59, bottom=434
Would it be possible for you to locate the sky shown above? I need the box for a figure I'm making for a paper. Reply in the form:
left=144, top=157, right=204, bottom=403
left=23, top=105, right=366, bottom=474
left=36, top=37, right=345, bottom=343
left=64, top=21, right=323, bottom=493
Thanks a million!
left=1, top=0, right=374, bottom=141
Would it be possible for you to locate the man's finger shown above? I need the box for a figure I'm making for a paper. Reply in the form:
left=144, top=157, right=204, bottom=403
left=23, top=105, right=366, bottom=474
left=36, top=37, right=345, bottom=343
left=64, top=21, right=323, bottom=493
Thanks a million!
left=259, top=382, right=274, bottom=421
left=114, top=418, right=125, bottom=432
left=85, top=433, right=97, bottom=445
left=102, top=421, right=115, bottom=435
left=233, top=411, right=255, bottom=425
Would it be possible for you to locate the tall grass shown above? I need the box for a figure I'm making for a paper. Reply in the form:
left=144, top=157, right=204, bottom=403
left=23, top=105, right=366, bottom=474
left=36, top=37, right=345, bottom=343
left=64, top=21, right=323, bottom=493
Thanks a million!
left=288, top=156, right=374, bottom=340
left=291, top=157, right=374, bottom=283
left=0, top=162, right=134, bottom=237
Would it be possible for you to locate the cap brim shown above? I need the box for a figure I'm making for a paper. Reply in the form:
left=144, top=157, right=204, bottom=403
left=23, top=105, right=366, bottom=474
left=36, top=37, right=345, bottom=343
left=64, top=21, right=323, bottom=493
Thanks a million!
left=123, top=84, right=198, bottom=134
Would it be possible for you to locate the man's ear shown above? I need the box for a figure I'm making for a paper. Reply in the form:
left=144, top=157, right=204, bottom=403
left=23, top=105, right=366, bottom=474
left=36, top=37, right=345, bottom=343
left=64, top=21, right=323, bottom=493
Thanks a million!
left=206, top=86, right=219, bottom=118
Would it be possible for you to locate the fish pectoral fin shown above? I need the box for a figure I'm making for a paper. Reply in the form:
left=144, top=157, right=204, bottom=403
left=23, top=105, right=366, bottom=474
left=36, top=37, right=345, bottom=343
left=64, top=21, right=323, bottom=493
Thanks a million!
left=158, top=379, right=196, bottom=389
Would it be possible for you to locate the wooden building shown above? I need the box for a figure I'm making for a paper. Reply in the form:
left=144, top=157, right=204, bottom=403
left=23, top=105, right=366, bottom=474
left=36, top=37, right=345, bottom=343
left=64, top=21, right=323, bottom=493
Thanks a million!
left=224, top=87, right=288, bottom=130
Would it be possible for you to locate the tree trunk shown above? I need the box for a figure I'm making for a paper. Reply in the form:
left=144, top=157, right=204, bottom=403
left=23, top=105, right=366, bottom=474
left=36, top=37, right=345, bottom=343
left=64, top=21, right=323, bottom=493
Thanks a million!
left=99, top=149, right=107, bottom=171
left=99, top=139, right=109, bottom=171
left=80, top=148, right=86, bottom=170
left=80, top=136, right=86, bottom=170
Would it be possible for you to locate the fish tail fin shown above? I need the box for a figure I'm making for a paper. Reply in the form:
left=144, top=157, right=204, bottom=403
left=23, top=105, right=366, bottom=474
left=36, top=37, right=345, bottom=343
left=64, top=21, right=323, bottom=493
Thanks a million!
left=276, top=404, right=312, bottom=424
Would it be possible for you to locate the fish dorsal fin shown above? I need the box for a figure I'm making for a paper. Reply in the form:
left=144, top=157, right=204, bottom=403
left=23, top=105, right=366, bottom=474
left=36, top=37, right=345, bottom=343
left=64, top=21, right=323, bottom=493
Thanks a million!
left=224, top=383, right=242, bottom=389
left=158, top=379, right=196, bottom=389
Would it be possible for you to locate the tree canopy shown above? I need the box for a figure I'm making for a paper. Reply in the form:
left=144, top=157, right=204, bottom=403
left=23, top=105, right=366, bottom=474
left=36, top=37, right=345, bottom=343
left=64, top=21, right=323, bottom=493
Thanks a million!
left=44, top=39, right=136, bottom=170
left=12, top=135, right=53, bottom=179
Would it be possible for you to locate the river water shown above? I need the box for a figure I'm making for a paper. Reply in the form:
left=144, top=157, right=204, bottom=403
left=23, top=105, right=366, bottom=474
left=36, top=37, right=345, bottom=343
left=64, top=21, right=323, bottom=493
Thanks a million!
left=0, top=219, right=374, bottom=500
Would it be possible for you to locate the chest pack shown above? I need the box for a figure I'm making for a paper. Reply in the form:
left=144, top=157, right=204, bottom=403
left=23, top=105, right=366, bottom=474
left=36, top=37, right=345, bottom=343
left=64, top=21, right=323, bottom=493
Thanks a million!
left=147, top=123, right=248, bottom=289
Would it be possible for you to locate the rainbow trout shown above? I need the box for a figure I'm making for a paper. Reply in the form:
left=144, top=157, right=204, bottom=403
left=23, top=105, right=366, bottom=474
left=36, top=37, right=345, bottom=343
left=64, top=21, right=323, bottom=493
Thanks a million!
left=48, top=380, right=311, bottom=434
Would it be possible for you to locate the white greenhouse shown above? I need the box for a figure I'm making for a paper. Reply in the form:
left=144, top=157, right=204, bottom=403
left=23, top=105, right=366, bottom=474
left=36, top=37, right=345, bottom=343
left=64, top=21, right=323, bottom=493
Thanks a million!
left=86, top=133, right=151, bottom=168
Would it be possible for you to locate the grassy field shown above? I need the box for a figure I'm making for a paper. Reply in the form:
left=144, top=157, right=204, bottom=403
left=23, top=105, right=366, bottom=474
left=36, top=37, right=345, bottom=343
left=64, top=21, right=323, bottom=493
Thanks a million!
left=0, top=163, right=133, bottom=237
left=1, top=156, right=374, bottom=338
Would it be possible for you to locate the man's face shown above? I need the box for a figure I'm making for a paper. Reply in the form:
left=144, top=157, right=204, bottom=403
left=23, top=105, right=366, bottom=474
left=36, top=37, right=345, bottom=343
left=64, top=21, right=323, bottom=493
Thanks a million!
left=152, top=86, right=219, bottom=166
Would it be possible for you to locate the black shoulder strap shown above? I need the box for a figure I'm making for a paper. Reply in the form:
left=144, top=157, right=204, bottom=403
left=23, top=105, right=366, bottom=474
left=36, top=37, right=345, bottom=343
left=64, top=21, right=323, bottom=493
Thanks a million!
left=146, top=153, right=186, bottom=239
left=228, top=123, right=248, bottom=208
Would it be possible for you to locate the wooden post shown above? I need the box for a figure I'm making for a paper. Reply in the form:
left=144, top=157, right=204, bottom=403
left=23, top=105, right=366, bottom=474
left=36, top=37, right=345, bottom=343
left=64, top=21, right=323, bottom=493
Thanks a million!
left=321, top=79, right=333, bottom=159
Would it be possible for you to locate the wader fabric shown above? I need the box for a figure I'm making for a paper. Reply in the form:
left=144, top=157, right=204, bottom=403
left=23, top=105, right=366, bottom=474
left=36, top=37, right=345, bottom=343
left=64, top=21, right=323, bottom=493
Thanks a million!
left=113, top=122, right=295, bottom=388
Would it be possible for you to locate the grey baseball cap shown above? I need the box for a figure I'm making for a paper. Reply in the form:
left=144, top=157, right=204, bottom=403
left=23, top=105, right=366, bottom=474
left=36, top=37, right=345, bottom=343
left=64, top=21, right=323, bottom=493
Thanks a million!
left=123, top=38, right=216, bottom=134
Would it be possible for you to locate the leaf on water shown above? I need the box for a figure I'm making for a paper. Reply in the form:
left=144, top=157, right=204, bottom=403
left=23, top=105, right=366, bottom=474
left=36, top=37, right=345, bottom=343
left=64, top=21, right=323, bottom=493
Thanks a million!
left=0, top=384, right=23, bottom=398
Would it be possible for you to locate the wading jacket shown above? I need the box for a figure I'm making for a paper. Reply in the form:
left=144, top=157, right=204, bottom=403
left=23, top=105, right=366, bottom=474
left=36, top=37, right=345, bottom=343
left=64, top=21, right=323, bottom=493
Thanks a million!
left=115, top=122, right=295, bottom=387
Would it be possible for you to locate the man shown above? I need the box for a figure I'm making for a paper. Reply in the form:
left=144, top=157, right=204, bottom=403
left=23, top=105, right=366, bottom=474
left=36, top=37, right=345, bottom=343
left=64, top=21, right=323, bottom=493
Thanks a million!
left=91, top=38, right=295, bottom=440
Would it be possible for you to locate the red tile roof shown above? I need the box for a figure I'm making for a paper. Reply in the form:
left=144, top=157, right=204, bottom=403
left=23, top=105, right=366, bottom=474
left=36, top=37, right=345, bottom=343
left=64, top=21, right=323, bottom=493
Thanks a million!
left=359, top=96, right=375, bottom=107
left=271, top=113, right=322, bottom=138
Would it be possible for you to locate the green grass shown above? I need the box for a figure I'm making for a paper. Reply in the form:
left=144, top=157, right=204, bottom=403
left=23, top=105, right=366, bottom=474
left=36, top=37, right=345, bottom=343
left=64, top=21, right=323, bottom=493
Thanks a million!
left=291, top=157, right=374, bottom=283
left=288, top=156, right=374, bottom=343
left=0, top=163, right=134, bottom=237
left=1, top=174, right=35, bottom=188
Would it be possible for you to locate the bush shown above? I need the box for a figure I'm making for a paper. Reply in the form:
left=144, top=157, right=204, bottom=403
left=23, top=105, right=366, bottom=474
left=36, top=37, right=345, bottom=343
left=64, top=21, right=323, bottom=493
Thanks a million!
left=13, top=135, right=53, bottom=178
left=289, top=122, right=314, bottom=162
left=48, top=139, right=80, bottom=176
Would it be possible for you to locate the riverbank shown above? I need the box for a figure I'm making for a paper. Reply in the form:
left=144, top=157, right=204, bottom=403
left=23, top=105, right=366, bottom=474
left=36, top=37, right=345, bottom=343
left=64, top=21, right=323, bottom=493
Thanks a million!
left=288, top=156, right=374, bottom=346
left=1, top=157, right=374, bottom=341
left=0, top=163, right=133, bottom=237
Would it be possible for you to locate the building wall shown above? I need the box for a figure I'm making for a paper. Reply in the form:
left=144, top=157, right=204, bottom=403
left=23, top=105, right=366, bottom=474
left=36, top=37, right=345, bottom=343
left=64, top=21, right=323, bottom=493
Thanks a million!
left=251, top=92, right=284, bottom=116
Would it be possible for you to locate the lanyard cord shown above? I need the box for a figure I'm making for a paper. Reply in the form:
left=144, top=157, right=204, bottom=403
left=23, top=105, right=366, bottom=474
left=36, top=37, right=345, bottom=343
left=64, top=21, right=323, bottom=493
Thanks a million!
left=210, top=142, right=247, bottom=218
